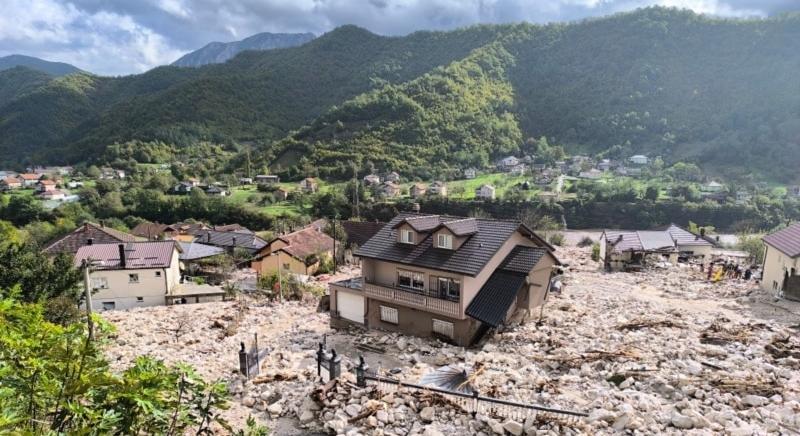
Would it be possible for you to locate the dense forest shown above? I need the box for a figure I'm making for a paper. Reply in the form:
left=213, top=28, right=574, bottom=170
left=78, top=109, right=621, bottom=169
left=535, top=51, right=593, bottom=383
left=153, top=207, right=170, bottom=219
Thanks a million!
left=1, top=8, right=799, bottom=180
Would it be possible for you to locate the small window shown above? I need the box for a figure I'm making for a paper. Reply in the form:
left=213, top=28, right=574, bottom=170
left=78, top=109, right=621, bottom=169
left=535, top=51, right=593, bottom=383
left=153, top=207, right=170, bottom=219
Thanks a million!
left=102, top=302, right=115, bottom=311
left=437, top=233, right=453, bottom=249
left=155, top=271, right=162, bottom=277
left=400, top=229, right=414, bottom=244
left=436, top=277, right=460, bottom=300
left=128, top=273, right=139, bottom=283
left=398, top=270, right=424, bottom=291
left=432, top=319, right=454, bottom=339
left=136, top=297, right=144, bottom=302
left=380, top=306, right=398, bottom=324
left=283, top=263, right=290, bottom=270
left=91, top=277, right=108, bottom=290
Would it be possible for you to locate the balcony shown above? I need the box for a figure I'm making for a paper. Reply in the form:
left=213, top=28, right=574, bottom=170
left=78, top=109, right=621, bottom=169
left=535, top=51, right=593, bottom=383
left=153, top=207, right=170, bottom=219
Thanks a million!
left=363, top=282, right=461, bottom=319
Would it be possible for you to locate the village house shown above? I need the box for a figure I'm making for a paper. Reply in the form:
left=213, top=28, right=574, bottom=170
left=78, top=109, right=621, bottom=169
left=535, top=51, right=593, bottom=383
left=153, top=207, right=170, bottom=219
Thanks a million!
left=463, top=168, right=477, bottom=179
left=131, top=222, right=176, bottom=240
left=213, top=223, right=253, bottom=233
left=255, top=175, right=280, bottom=185
left=761, top=223, right=800, bottom=301
left=384, top=171, right=401, bottom=183
left=204, top=185, right=229, bottom=196
left=251, top=223, right=337, bottom=277
left=172, top=181, right=195, bottom=194
left=328, top=213, right=559, bottom=346
left=36, top=179, right=58, bottom=192
left=475, top=184, right=496, bottom=200
left=178, top=241, right=227, bottom=281
left=341, top=221, right=386, bottom=265
left=788, top=186, right=800, bottom=198
left=428, top=181, right=447, bottom=197
left=510, top=164, right=528, bottom=176
left=599, top=224, right=714, bottom=271
left=239, top=177, right=254, bottom=185
left=40, top=190, right=67, bottom=201
left=299, top=177, right=319, bottom=193
left=67, top=181, right=84, bottom=189
left=701, top=181, right=724, bottom=193
left=578, top=168, right=603, bottom=180
left=363, top=174, right=381, bottom=186
left=380, top=181, right=401, bottom=197
left=597, top=159, right=613, bottom=171
left=17, top=173, right=42, bottom=187
left=736, top=190, right=752, bottom=205
left=44, top=222, right=138, bottom=256
left=531, top=164, right=546, bottom=173
left=100, top=168, right=125, bottom=179
left=409, top=183, right=427, bottom=199
left=274, top=187, right=290, bottom=201
left=0, top=176, right=22, bottom=190
left=497, top=156, right=520, bottom=171
left=629, top=155, right=649, bottom=165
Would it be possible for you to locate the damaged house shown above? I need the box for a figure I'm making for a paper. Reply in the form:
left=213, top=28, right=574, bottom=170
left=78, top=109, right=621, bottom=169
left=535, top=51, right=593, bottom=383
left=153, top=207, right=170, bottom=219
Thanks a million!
left=599, top=224, right=714, bottom=271
left=329, top=213, right=559, bottom=346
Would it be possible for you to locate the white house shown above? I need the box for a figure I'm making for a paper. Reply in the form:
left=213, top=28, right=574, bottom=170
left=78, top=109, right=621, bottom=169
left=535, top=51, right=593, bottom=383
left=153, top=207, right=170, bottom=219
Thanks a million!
left=498, top=156, right=520, bottom=170
left=475, top=184, right=496, bottom=200
left=702, top=181, right=724, bottom=193
left=363, top=174, right=381, bottom=186
left=463, top=168, right=477, bottom=179
left=74, top=241, right=183, bottom=310
left=762, top=223, right=800, bottom=300
left=629, top=155, right=649, bottom=165
left=428, top=181, right=447, bottom=197
left=579, top=169, right=603, bottom=180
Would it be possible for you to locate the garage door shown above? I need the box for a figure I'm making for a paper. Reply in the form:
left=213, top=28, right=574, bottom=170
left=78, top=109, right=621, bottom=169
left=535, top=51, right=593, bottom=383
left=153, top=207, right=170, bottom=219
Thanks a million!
left=337, top=290, right=364, bottom=324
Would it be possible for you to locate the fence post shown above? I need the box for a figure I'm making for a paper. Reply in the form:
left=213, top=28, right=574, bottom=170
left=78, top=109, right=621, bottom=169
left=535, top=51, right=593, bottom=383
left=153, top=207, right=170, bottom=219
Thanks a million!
left=316, top=342, right=325, bottom=378
left=238, top=342, right=248, bottom=378
left=355, top=355, right=369, bottom=388
left=254, top=333, right=260, bottom=375
left=472, top=390, right=479, bottom=417
left=329, top=348, right=341, bottom=380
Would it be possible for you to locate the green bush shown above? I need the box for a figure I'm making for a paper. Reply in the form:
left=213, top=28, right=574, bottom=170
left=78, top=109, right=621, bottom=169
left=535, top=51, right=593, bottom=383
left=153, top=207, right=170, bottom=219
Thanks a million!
left=548, top=232, right=565, bottom=246
left=591, top=243, right=600, bottom=261
left=577, top=236, right=594, bottom=247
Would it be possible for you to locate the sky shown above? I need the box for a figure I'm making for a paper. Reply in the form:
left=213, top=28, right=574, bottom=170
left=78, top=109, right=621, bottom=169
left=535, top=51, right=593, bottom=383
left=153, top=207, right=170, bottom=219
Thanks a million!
left=0, top=0, right=796, bottom=76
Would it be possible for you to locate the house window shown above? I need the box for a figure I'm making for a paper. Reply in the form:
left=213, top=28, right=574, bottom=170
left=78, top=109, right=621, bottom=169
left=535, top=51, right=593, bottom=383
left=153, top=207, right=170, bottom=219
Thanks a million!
left=128, top=273, right=139, bottom=283
left=432, top=319, right=454, bottom=339
left=101, top=302, right=115, bottom=311
left=773, top=281, right=778, bottom=290
left=437, top=233, right=453, bottom=249
left=380, top=306, right=398, bottom=324
left=283, top=263, right=290, bottom=270
left=434, top=277, right=460, bottom=300
left=136, top=297, right=144, bottom=302
left=397, top=270, right=424, bottom=291
left=91, top=277, right=108, bottom=290
left=155, top=271, right=161, bottom=277
left=400, top=229, right=414, bottom=244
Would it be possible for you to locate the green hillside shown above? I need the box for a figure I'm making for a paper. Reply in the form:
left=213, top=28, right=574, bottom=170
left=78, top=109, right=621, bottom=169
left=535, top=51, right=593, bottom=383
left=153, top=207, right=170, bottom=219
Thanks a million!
left=0, top=67, right=53, bottom=103
left=0, top=8, right=799, bottom=181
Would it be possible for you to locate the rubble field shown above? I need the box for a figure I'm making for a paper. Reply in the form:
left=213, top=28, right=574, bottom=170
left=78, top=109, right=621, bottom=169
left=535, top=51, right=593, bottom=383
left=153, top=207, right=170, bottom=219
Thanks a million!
left=102, top=246, right=800, bottom=435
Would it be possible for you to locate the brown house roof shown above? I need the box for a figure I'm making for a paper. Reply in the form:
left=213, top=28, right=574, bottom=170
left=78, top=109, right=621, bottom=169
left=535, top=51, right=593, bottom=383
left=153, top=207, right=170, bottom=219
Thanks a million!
left=74, top=241, right=178, bottom=270
left=256, top=225, right=336, bottom=262
left=18, top=173, right=41, bottom=180
left=44, top=222, right=137, bottom=255
left=131, top=222, right=172, bottom=239
left=341, top=221, right=386, bottom=247
left=763, top=222, right=800, bottom=258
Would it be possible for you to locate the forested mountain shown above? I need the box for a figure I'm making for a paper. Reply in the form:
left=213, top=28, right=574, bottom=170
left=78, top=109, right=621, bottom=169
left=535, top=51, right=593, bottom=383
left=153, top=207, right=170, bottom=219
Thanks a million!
left=172, top=32, right=316, bottom=67
left=1, top=8, right=799, bottom=180
left=0, top=67, right=53, bottom=103
left=0, top=55, right=83, bottom=76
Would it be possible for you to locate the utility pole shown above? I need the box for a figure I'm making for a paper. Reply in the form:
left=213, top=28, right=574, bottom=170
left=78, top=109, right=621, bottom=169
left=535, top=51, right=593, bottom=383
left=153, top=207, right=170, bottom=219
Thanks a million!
left=332, top=216, right=337, bottom=274
left=82, top=259, right=95, bottom=341
left=246, top=146, right=252, bottom=179
left=352, top=164, right=359, bottom=219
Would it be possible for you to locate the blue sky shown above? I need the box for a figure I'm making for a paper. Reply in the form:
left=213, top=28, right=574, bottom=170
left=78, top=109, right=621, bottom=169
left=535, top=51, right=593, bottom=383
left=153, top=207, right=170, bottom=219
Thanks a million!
left=0, top=0, right=796, bottom=76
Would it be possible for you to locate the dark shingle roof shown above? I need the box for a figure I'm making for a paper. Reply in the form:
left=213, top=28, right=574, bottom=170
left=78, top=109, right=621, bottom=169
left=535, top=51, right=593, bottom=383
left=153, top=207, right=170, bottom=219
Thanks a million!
left=44, top=222, right=137, bottom=255
left=392, top=215, right=441, bottom=232
left=438, top=218, right=478, bottom=236
left=499, top=246, right=548, bottom=274
left=357, top=213, right=550, bottom=277
left=341, top=221, right=386, bottom=247
left=763, top=222, right=800, bottom=257
left=131, top=222, right=171, bottom=239
left=178, top=242, right=225, bottom=260
left=665, top=224, right=714, bottom=247
left=465, top=271, right=526, bottom=327
left=195, top=230, right=267, bottom=252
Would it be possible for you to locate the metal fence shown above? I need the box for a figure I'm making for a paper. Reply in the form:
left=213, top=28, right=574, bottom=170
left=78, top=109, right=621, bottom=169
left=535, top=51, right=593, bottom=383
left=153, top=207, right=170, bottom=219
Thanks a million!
left=315, top=343, right=588, bottom=422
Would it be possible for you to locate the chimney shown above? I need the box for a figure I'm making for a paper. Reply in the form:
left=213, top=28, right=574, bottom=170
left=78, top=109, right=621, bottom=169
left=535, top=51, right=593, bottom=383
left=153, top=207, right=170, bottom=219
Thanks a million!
left=87, top=238, right=93, bottom=245
left=118, top=244, right=126, bottom=268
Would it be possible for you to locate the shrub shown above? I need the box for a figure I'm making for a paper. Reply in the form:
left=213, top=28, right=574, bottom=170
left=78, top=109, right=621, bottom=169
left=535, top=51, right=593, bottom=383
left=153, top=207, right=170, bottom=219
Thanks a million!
left=737, top=233, right=765, bottom=264
left=577, top=236, right=594, bottom=247
left=43, top=295, right=81, bottom=326
left=591, top=243, right=600, bottom=261
left=548, top=232, right=565, bottom=246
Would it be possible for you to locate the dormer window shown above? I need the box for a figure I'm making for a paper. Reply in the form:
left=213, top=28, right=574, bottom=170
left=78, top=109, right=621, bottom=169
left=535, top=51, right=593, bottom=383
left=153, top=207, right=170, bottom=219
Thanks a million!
left=400, top=229, right=414, bottom=244
left=437, top=233, right=453, bottom=249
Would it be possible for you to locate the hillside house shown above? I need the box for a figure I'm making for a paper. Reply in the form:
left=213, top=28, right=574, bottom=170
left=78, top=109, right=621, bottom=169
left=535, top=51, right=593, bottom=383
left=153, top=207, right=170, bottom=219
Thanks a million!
left=701, top=181, right=724, bottom=193
left=599, top=224, right=713, bottom=271
left=251, top=224, right=337, bottom=277
left=762, top=223, right=800, bottom=301
left=384, top=172, right=401, bottom=183
left=498, top=156, right=520, bottom=171
left=579, top=169, right=603, bottom=180
left=629, top=155, right=649, bottom=165
left=239, top=177, right=254, bottom=185
left=510, top=164, right=528, bottom=176
left=36, top=180, right=58, bottom=192
left=531, top=164, right=546, bottom=173
left=363, top=174, right=381, bottom=186
left=131, top=222, right=175, bottom=240
left=17, top=173, right=41, bottom=187
left=204, top=185, right=229, bottom=196
left=255, top=175, right=280, bottom=185
left=329, top=213, right=559, bottom=346
left=380, top=181, right=401, bottom=197
left=299, top=177, right=319, bottom=193
left=274, top=187, right=290, bottom=201
left=428, top=181, right=447, bottom=197
left=464, top=168, right=477, bottom=179
left=172, top=181, right=195, bottom=194
left=597, top=159, right=613, bottom=171
left=410, top=183, right=427, bottom=199
left=100, top=168, right=125, bottom=179
left=44, top=222, right=138, bottom=256
left=40, top=190, right=67, bottom=201
left=0, top=177, right=22, bottom=190
left=475, top=184, right=496, bottom=200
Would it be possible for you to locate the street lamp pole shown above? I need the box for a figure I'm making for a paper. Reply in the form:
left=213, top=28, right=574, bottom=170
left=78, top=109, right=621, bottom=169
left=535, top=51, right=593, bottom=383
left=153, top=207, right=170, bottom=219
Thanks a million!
left=82, top=259, right=95, bottom=340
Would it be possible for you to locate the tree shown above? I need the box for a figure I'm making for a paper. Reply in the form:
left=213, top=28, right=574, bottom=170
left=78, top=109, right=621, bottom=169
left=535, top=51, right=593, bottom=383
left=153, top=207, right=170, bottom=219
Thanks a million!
left=1, top=195, right=46, bottom=226
left=644, top=186, right=660, bottom=201
left=0, top=244, right=82, bottom=304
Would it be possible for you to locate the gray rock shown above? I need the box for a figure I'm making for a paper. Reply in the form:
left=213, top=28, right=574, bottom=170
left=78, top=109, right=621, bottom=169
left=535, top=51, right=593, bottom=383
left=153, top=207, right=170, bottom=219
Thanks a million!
left=345, top=403, right=362, bottom=417
left=671, top=412, right=694, bottom=429
left=741, top=395, right=768, bottom=407
left=503, top=420, right=524, bottom=435
left=420, top=406, right=435, bottom=422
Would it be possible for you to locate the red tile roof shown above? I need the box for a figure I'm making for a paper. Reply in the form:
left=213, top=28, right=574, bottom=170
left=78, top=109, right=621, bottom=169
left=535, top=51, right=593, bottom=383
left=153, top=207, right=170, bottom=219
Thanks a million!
left=73, top=241, right=178, bottom=270
left=257, top=225, right=336, bottom=261
left=44, top=222, right=137, bottom=255
left=18, top=173, right=41, bottom=180
left=763, top=222, right=800, bottom=257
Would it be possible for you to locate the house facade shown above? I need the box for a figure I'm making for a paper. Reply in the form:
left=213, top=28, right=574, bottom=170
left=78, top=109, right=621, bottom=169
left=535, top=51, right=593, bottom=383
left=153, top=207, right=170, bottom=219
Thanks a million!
left=380, top=181, right=401, bottom=197
left=475, top=184, right=496, bottom=200
left=762, top=223, right=800, bottom=300
left=0, top=177, right=22, bottom=190
left=74, top=241, right=182, bottom=310
left=599, top=224, right=713, bottom=271
left=428, top=181, right=447, bottom=197
left=464, top=168, right=477, bottom=179
left=629, top=155, right=649, bottom=165
left=255, top=175, right=280, bottom=185
left=251, top=222, right=336, bottom=277
left=299, top=177, right=318, bottom=193
left=409, top=183, right=427, bottom=198
left=44, top=222, right=138, bottom=256
left=363, top=174, right=381, bottom=186
left=329, top=214, right=558, bottom=346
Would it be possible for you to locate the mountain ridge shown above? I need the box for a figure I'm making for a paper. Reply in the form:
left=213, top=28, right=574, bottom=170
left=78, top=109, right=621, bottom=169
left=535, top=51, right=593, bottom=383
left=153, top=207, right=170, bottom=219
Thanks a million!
left=171, top=32, right=316, bottom=67
left=0, top=54, right=83, bottom=76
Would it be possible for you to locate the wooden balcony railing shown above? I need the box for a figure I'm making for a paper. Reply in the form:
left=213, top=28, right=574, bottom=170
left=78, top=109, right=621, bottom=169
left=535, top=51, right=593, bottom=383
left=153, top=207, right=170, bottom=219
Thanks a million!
left=363, top=282, right=461, bottom=319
